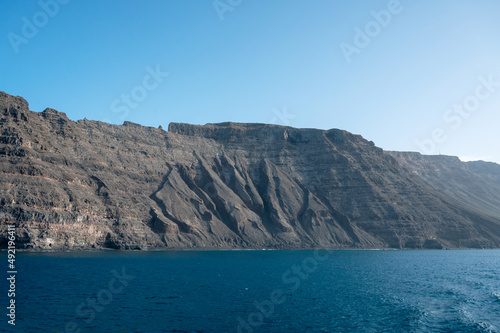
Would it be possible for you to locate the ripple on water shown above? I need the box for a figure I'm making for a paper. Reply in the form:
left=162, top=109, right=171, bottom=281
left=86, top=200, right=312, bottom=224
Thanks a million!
left=10, top=249, right=500, bottom=333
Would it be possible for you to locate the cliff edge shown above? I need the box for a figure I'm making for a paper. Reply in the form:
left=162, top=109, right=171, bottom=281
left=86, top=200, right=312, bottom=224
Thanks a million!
left=1, top=91, right=499, bottom=250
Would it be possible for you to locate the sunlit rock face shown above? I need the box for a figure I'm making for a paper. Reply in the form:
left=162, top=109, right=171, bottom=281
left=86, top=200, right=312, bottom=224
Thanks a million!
left=1, top=91, right=499, bottom=250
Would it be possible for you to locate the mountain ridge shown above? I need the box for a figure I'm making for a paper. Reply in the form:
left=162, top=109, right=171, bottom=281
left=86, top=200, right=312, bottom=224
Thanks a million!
left=1, top=91, right=499, bottom=250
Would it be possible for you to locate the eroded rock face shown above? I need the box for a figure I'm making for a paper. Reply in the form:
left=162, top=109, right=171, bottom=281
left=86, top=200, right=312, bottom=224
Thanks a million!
left=1, top=91, right=499, bottom=250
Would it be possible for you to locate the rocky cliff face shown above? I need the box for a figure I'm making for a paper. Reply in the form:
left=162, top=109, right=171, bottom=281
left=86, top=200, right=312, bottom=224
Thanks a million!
left=387, top=152, right=500, bottom=229
left=1, top=91, right=499, bottom=250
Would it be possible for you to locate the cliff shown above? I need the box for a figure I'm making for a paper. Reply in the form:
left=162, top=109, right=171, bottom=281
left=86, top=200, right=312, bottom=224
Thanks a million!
left=1, top=91, right=499, bottom=250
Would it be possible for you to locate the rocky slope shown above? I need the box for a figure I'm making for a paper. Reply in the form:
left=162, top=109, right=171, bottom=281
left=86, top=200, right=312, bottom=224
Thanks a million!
left=1, top=91, right=499, bottom=250
left=387, top=152, right=500, bottom=225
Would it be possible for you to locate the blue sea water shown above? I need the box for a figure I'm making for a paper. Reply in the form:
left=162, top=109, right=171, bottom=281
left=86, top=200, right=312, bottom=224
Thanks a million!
left=1, top=250, right=499, bottom=333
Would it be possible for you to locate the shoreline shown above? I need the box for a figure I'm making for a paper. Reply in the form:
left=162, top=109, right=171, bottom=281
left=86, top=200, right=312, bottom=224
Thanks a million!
left=2, top=247, right=499, bottom=253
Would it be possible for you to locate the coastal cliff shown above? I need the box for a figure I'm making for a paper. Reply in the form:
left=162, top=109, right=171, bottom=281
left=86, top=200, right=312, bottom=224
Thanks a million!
left=1, top=91, right=499, bottom=250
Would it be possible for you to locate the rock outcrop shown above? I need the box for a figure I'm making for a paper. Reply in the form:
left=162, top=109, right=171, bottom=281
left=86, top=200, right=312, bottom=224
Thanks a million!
left=1, top=91, right=499, bottom=250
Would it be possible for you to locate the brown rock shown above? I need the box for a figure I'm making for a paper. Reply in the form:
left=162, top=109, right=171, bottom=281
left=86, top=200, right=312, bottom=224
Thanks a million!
left=0, top=91, right=499, bottom=250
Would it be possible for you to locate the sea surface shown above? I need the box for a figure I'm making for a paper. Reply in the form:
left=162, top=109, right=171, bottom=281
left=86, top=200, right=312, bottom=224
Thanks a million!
left=1, top=249, right=499, bottom=333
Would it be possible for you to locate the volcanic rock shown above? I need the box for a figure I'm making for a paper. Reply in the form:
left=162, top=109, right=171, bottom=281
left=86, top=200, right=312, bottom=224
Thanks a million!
left=1, top=91, right=499, bottom=250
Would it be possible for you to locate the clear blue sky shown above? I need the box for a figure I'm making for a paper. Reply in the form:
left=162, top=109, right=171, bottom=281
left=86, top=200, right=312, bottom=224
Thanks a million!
left=1, top=0, right=499, bottom=163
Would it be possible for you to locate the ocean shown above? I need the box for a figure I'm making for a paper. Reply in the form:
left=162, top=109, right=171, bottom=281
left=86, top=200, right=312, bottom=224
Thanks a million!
left=2, top=249, right=499, bottom=332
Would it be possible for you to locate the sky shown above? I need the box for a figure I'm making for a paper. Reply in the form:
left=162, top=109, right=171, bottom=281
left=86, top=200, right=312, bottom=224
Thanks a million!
left=1, top=0, right=499, bottom=163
